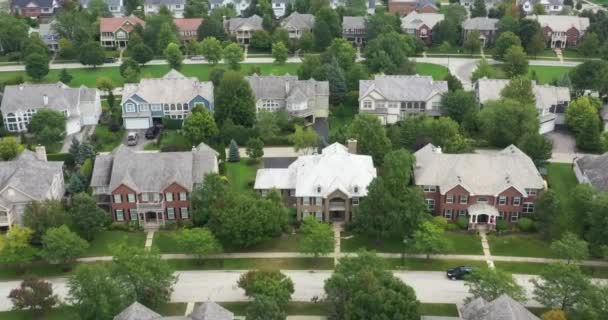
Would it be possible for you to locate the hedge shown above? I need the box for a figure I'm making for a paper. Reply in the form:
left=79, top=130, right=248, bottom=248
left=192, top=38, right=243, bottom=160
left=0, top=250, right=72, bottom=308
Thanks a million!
left=47, top=153, right=74, bottom=165
left=162, top=117, right=183, bottom=130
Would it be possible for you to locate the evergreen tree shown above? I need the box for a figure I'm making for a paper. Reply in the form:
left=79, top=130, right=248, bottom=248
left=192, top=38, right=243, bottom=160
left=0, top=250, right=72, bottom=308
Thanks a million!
left=59, top=68, right=73, bottom=84
left=471, top=0, right=487, bottom=17
left=228, top=139, right=240, bottom=162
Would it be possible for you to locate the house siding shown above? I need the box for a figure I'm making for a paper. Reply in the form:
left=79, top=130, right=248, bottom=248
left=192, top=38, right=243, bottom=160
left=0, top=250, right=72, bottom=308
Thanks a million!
left=111, top=184, right=138, bottom=221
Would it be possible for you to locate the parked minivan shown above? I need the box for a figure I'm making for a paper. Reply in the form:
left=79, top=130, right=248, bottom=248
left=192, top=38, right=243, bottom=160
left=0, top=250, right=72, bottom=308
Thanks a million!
left=127, top=132, right=138, bottom=146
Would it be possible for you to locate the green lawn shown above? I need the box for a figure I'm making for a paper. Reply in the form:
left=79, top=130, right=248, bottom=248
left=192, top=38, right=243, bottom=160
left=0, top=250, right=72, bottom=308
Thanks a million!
left=546, top=163, right=578, bottom=202
left=168, top=257, right=334, bottom=270
left=342, top=231, right=483, bottom=255
left=93, top=124, right=124, bottom=152
left=386, top=258, right=488, bottom=271
left=487, top=234, right=554, bottom=258
left=495, top=261, right=608, bottom=278
left=415, top=62, right=449, bottom=80
left=84, top=230, right=147, bottom=257
left=0, top=303, right=187, bottom=319
left=218, top=302, right=457, bottom=316
left=488, top=65, right=572, bottom=84
left=154, top=231, right=305, bottom=253
left=0, top=63, right=302, bottom=88
left=157, top=129, right=191, bottom=151
left=0, top=262, right=68, bottom=281
left=226, top=159, right=259, bottom=192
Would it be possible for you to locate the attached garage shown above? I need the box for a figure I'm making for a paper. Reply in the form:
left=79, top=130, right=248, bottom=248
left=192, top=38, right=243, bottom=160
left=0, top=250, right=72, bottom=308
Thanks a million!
left=124, top=117, right=151, bottom=130
left=539, top=118, right=556, bottom=135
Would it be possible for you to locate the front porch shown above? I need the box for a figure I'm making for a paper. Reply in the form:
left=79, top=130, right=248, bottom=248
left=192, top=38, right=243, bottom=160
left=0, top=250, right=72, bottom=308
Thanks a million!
left=467, top=203, right=499, bottom=231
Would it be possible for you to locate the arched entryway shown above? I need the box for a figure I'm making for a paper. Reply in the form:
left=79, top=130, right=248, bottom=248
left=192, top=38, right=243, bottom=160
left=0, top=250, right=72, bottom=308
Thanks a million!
left=467, top=204, right=499, bottom=231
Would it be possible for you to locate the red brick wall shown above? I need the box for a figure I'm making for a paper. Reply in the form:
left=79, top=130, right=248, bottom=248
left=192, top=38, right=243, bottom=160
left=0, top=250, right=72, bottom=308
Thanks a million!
left=16, top=7, right=42, bottom=18
left=566, top=27, right=580, bottom=47
left=388, top=1, right=416, bottom=15
left=111, top=184, right=137, bottom=221
left=417, top=25, right=433, bottom=45
left=419, top=5, right=438, bottom=13
left=542, top=26, right=552, bottom=45
left=163, top=182, right=190, bottom=221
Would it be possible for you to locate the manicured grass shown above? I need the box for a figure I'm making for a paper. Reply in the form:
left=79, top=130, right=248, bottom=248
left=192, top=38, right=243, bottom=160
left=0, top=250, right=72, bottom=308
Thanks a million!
left=488, top=64, right=572, bottom=84
left=487, top=234, right=554, bottom=258
left=386, top=258, right=488, bottom=271
left=329, top=104, right=357, bottom=140
left=546, top=163, right=578, bottom=202
left=420, top=303, right=460, bottom=317
left=167, top=257, right=334, bottom=270
left=158, top=129, right=191, bottom=151
left=156, top=303, right=188, bottom=316
left=0, top=63, right=302, bottom=88
left=155, top=231, right=304, bottom=253
left=415, top=62, right=449, bottom=80
left=218, top=302, right=458, bottom=316
left=93, top=124, right=124, bottom=152
left=0, top=262, right=68, bottom=281
left=0, top=307, right=80, bottom=320
left=495, top=261, right=608, bottom=278
left=84, top=230, right=147, bottom=257
left=225, top=159, right=259, bottom=192
left=342, top=231, right=483, bottom=255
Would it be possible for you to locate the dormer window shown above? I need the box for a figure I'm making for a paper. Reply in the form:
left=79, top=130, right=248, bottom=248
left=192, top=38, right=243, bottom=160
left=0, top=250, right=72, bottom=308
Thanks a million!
left=353, top=186, right=359, bottom=193
left=125, top=103, right=135, bottom=113
left=317, top=186, right=322, bottom=193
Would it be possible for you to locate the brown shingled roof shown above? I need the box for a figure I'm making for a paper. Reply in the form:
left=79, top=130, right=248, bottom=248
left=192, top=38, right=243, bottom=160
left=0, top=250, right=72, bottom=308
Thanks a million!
left=174, top=18, right=203, bottom=31
left=100, top=15, right=145, bottom=33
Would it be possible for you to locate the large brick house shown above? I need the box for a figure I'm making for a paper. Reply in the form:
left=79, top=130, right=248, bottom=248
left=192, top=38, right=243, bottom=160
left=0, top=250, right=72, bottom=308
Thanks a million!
left=528, top=15, right=589, bottom=48
left=174, top=18, right=203, bottom=42
left=400, top=12, right=444, bottom=45
left=90, top=144, right=218, bottom=227
left=254, top=141, right=376, bottom=223
left=342, top=16, right=366, bottom=46
left=224, top=15, right=263, bottom=45
left=413, top=144, right=545, bottom=230
left=389, top=0, right=438, bottom=16
left=10, top=0, right=57, bottom=19
left=99, top=15, right=145, bottom=49
left=462, top=17, right=498, bottom=48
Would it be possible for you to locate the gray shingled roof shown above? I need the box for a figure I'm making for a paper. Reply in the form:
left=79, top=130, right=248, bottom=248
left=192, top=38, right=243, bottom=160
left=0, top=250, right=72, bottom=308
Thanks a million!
left=90, top=144, right=218, bottom=193
left=475, top=78, right=570, bottom=113
left=0, top=150, right=63, bottom=200
left=460, top=295, right=540, bottom=320
left=414, top=144, right=544, bottom=196
left=1, top=82, right=97, bottom=116
left=401, top=11, right=444, bottom=30
left=528, top=14, right=589, bottom=32
left=190, top=301, right=233, bottom=320
left=342, top=16, right=365, bottom=30
left=144, top=0, right=185, bottom=5
left=359, top=75, right=448, bottom=102
left=281, top=12, right=315, bottom=30
left=575, top=153, right=608, bottom=191
left=462, top=17, right=498, bottom=31
left=246, top=74, right=329, bottom=104
left=113, top=302, right=163, bottom=320
left=225, top=15, right=263, bottom=32
left=11, top=0, right=53, bottom=8
left=121, top=70, right=213, bottom=105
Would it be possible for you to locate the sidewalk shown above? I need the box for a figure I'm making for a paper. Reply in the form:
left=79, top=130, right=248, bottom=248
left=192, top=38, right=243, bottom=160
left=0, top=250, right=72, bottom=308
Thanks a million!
left=76, top=251, right=608, bottom=267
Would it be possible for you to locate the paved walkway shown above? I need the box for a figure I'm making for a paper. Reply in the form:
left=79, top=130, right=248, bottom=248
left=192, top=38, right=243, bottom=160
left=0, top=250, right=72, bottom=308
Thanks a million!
left=184, top=302, right=195, bottom=317
left=144, top=231, right=155, bottom=250
left=75, top=251, right=608, bottom=267
left=333, top=223, right=343, bottom=266
left=478, top=229, right=494, bottom=268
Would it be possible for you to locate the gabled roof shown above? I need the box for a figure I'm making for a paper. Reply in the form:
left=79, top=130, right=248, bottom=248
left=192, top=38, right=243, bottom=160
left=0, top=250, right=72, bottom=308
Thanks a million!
left=400, top=11, right=444, bottom=29
left=281, top=12, right=315, bottom=30
left=359, top=75, right=448, bottom=102
left=414, top=144, right=544, bottom=196
left=1, top=82, right=97, bottom=116
left=528, top=14, right=589, bottom=32
left=246, top=74, right=329, bottom=104
left=174, top=18, right=203, bottom=31
left=113, top=302, right=163, bottom=320
left=575, top=152, right=608, bottom=191
left=225, top=15, right=263, bottom=32
left=462, top=17, right=498, bottom=30
left=460, top=294, right=540, bottom=320
left=255, top=143, right=377, bottom=198
left=120, top=70, right=213, bottom=105
left=190, top=301, right=233, bottom=320
left=100, top=15, right=145, bottom=33
left=11, top=0, right=53, bottom=8
left=475, top=78, right=570, bottom=112
left=342, top=16, right=365, bottom=30
left=80, top=0, right=123, bottom=8
left=90, top=143, right=218, bottom=193
left=0, top=150, right=63, bottom=201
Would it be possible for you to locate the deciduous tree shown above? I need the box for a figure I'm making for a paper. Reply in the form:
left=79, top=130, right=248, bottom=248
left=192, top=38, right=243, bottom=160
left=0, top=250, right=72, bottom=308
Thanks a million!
left=503, top=45, right=529, bottom=77
left=237, top=270, right=294, bottom=307
left=413, top=220, right=451, bottom=259
left=299, top=216, right=334, bottom=259
left=500, top=75, right=535, bottom=106
left=272, top=41, right=289, bottom=64
left=0, top=137, right=24, bottom=160
left=182, top=108, right=218, bottom=145
left=347, top=114, right=392, bottom=165
left=9, top=277, right=58, bottom=316
left=164, top=42, right=184, bottom=70
left=290, top=125, right=319, bottom=154
left=214, top=71, right=256, bottom=127
left=131, top=43, right=154, bottom=65
left=531, top=263, right=591, bottom=311
left=68, top=193, right=108, bottom=241
left=200, top=37, right=223, bottom=64
left=78, top=41, right=105, bottom=68
left=464, top=268, right=526, bottom=302
left=23, top=200, right=68, bottom=245
left=25, top=53, right=49, bottom=81
left=478, top=99, right=539, bottom=147
left=174, top=228, right=222, bottom=263
left=40, top=225, right=88, bottom=268
left=494, top=31, right=521, bottom=60
left=223, top=43, right=244, bottom=70
left=0, top=225, right=37, bottom=269
left=550, top=232, right=589, bottom=264
left=246, top=138, right=264, bottom=162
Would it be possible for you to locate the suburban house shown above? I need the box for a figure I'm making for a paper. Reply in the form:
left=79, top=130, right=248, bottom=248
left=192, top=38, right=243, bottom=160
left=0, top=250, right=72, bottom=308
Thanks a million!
left=460, top=295, right=540, bottom=320
left=388, top=0, right=438, bottom=16
left=90, top=143, right=218, bottom=226
left=209, top=0, right=250, bottom=16
left=246, top=74, right=329, bottom=123
left=254, top=141, right=377, bottom=223
left=37, top=23, right=60, bottom=51
left=342, top=16, right=366, bottom=46
left=1, top=82, right=101, bottom=135
left=144, top=0, right=185, bottom=17
left=573, top=153, right=608, bottom=192
left=281, top=12, right=315, bottom=40
left=414, top=144, right=545, bottom=230
left=120, top=69, right=213, bottom=129
left=459, top=0, right=498, bottom=10
left=400, top=12, right=444, bottom=45
left=174, top=18, right=203, bottom=42
left=10, top=0, right=57, bottom=19
left=358, top=75, right=448, bottom=125
left=519, top=0, right=563, bottom=15
left=528, top=15, right=589, bottom=48
left=474, top=78, right=570, bottom=134
left=271, top=0, right=293, bottom=17
left=0, top=147, right=64, bottom=230
left=224, top=15, right=263, bottom=45
left=99, top=15, right=145, bottom=49
left=462, top=17, right=498, bottom=47
left=80, top=0, right=124, bottom=16
left=114, top=301, right=233, bottom=320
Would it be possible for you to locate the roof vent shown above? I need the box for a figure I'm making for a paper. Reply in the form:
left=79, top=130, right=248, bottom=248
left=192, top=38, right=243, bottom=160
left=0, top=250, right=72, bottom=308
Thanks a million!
left=457, top=176, right=462, bottom=182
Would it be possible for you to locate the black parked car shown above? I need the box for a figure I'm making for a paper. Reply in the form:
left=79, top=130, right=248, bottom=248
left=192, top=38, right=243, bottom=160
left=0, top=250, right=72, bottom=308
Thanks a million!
left=145, top=126, right=161, bottom=139
left=446, top=266, right=474, bottom=280
left=104, top=57, right=116, bottom=63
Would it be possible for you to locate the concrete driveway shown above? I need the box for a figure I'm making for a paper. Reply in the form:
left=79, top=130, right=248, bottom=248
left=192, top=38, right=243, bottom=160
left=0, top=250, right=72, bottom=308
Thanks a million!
left=123, top=129, right=155, bottom=151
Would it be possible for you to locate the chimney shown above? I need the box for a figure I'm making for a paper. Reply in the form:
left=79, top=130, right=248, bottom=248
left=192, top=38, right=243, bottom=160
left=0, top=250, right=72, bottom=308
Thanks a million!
left=434, top=146, right=442, bottom=154
left=43, top=94, right=48, bottom=106
left=347, top=139, right=357, bottom=154
left=19, top=85, right=24, bottom=91
left=35, top=145, right=47, bottom=161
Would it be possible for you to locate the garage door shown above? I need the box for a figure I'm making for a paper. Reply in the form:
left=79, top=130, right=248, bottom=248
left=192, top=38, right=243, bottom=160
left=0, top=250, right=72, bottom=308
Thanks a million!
left=539, top=119, right=555, bottom=135
left=124, top=118, right=150, bottom=130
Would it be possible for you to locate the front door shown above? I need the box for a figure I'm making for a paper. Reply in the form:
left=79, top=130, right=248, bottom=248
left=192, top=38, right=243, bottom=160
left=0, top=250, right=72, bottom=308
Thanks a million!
left=145, top=211, right=157, bottom=224
left=477, top=214, right=489, bottom=224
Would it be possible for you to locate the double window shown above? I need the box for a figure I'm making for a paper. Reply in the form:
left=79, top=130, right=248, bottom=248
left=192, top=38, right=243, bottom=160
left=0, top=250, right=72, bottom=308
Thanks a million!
left=498, top=196, right=507, bottom=205
left=460, top=195, right=468, bottom=204
left=446, top=194, right=454, bottom=204
left=127, top=193, right=136, bottom=203
left=362, top=100, right=372, bottom=109
left=525, top=189, right=538, bottom=197
left=513, top=197, right=521, bottom=206
left=116, top=209, right=124, bottom=221
left=113, top=194, right=122, bottom=203
left=522, top=203, right=534, bottom=214
left=181, top=207, right=189, bottom=219
left=179, top=192, right=187, bottom=201
left=423, top=185, right=437, bottom=192
left=130, top=209, right=138, bottom=221
left=425, top=199, right=435, bottom=211
left=125, top=103, right=135, bottom=113
left=165, top=192, right=174, bottom=202
left=510, top=212, right=519, bottom=222
left=444, top=208, right=453, bottom=219
left=352, top=197, right=359, bottom=206
left=477, top=197, right=488, bottom=204
left=167, top=208, right=175, bottom=220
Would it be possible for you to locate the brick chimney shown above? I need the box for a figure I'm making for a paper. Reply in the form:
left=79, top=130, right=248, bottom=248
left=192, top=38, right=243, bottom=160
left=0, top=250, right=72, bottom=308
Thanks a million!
left=35, top=145, right=47, bottom=161
left=347, top=139, right=357, bottom=154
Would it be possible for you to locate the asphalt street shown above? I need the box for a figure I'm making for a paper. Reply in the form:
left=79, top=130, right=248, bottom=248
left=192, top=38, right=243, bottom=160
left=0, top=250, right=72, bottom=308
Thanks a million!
left=0, top=270, right=545, bottom=312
